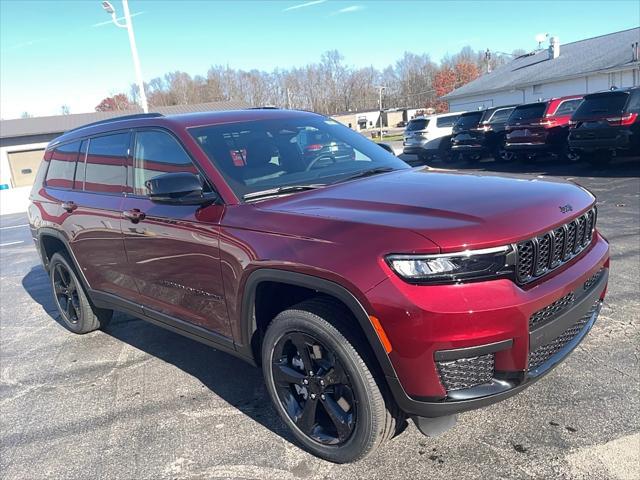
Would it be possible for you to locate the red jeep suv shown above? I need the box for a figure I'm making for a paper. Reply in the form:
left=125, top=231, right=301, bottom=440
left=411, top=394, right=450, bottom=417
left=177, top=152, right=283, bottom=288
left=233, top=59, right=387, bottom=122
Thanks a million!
left=29, top=109, right=609, bottom=463
left=505, top=95, right=583, bottom=160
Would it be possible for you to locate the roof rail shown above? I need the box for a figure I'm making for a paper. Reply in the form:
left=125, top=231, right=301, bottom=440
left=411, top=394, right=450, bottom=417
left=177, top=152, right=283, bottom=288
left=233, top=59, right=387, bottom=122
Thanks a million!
left=65, top=112, right=164, bottom=134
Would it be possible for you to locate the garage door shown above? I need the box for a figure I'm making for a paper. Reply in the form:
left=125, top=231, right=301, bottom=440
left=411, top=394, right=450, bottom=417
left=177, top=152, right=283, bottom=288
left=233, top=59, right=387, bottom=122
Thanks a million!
left=7, top=149, right=44, bottom=187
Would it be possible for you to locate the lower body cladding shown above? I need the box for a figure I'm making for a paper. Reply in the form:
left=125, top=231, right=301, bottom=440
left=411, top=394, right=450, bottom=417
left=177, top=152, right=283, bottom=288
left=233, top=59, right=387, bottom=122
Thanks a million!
left=367, top=234, right=609, bottom=436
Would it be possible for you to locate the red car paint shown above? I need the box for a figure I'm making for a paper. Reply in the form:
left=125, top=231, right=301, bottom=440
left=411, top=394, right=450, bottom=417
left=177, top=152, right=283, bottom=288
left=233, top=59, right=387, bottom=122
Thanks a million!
left=28, top=109, right=609, bottom=418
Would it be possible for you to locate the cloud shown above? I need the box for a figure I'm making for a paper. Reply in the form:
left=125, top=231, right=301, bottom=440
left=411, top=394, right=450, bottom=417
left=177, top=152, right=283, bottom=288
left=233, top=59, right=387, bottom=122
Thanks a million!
left=91, top=11, right=145, bottom=27
left=332, top=5, right=365, bottom=15
left=282, top=0, right=326, bottom=12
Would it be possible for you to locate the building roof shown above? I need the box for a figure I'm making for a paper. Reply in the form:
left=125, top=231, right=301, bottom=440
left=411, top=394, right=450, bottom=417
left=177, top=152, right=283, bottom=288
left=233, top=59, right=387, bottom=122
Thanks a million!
left=444, top=28, right=640, bottom=100
left=0, top=100, right=250, bottom=139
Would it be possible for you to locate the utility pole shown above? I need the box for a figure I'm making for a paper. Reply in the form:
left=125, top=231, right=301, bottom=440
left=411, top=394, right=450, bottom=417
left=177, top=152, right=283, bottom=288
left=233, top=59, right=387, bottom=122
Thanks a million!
left=101, top=1, right=149, bottom=113
left=375, top=85, right=385, bottom=139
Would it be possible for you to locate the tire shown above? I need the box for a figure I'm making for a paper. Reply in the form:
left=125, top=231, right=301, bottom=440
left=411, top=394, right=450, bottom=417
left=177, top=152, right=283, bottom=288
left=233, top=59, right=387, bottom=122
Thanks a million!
left=261, top=298, right=402, bottom=463
left=494, top=145, right=514, bottom=162
left=49, top=252, right=112, bottom=334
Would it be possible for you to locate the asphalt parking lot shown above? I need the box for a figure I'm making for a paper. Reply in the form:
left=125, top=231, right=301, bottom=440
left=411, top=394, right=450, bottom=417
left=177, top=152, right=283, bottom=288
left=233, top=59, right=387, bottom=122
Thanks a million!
left=1, top=156, right=639, bottom=480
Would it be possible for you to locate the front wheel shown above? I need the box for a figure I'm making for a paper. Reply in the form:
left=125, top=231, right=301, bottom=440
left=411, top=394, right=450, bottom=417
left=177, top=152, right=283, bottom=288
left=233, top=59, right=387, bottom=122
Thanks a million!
left=262, top=299, right=401, bottom=463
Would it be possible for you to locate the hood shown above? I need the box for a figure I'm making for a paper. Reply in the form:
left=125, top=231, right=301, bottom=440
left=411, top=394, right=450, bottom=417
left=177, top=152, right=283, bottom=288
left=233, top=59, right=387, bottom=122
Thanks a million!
left=257, top=167, right=595, bottom=252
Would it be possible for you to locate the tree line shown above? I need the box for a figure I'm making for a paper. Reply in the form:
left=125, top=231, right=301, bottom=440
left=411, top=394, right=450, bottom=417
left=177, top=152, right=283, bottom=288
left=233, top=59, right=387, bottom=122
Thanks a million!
left=96, top=47, right=526, bottom=115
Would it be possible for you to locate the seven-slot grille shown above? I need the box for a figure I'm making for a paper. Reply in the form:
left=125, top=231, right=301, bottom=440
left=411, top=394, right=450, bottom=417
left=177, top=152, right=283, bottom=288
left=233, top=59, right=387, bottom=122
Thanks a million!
left=516, top=207, right=597, bottom=284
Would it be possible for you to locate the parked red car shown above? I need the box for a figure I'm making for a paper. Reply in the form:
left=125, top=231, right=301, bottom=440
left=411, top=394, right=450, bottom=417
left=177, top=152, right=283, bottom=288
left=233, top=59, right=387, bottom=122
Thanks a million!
left=505, top=95, right=583, bottom=159
left=29, top=109, right=609, bottom=463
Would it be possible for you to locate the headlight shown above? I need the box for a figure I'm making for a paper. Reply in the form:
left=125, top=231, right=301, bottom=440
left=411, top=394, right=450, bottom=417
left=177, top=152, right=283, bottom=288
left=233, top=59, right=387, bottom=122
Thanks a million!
left=386, top=246, right=515, bottom=284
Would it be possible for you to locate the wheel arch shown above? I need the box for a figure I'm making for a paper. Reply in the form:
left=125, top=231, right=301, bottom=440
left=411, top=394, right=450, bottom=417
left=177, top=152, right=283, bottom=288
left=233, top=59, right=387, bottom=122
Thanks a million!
left=239, top=268, right=398, bottom=380
left=36, top=228, right=92, bottom=291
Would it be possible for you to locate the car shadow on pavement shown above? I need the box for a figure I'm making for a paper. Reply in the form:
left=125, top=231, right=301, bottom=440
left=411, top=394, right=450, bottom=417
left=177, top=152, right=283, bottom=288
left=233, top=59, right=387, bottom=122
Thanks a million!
left=21, top=265, right=297, bottom=445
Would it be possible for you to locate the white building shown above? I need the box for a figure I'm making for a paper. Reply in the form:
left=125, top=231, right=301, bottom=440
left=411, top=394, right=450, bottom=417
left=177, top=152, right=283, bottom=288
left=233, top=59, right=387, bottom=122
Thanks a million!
left=443, top=28, right=640, bottom=112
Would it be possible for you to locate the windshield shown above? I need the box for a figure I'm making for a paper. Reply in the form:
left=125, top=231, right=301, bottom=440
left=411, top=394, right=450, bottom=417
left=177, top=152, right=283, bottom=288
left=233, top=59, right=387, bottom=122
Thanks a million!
left=572, top=93, right=629, bottom=119
left=455, top=112, right=483, bottom=129
left=508, top=103, right=546, bottom=122
left=189, top=115, right=408, bottom=199
left=406, top=118, right=429, bottom=131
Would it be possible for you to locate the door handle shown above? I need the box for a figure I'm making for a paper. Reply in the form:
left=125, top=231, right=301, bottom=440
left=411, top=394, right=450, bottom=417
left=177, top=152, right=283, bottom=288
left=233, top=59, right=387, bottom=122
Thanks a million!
left=123, top=208, right=146, bottom=224
left=61, top=201, right=77, bottom=213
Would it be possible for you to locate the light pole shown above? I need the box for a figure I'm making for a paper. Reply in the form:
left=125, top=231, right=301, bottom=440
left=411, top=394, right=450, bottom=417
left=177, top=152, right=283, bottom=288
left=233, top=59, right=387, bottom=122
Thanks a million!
left=375, top=85, right=385, bottom=139
left=101, top=1, right=149, bottom=113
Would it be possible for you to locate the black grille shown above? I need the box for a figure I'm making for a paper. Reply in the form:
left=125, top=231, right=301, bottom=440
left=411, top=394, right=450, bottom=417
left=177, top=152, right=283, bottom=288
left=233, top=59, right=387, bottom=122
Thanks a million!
left=584, top=268, right=604, bottom=291
left=517, top=240, right=535, bottom=281
left=529, top=292, right=575, bottom=329
left=516, top=207, right=597, bottom=284
left=528, top=301, right=600, bottom=371
left=551, top=227, right=565, bottom=266
left=535, top=234, right=552, bottom=275
left=436, top=354, right=494, bottom=392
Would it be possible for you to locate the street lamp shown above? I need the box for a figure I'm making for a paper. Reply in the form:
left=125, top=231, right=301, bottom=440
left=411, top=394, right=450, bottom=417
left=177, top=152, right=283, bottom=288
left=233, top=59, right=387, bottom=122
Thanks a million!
left=375, top=85, right=386, bottom=139
left=101, top=1, right=149, bottom=113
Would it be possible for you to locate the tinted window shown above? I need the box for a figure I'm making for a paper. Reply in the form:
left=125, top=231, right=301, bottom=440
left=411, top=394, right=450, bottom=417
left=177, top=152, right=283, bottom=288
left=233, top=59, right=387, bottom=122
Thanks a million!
left=554, top=99, right=582, bottom=116
left=74, top=140, right=88, bottom=190
left=85, top=133, right=129, bottom=194
left=488, top=107, right=515, bottom=124
left=190, top=117, right=407, bottom=198
left=45, top=141, right=80, bottom=189
left=455, top=112, right=483, bottom=129
left=624, top=90, right=640, bottom=112
left=572, top=93, right=629, bottom=119
left=406, top=119, right=428, bottom=131
left=437, top=115, right=459, bottom=128
left=133, top=130, right=201, bottom=196
left=508, top=103, right=546, bottom=122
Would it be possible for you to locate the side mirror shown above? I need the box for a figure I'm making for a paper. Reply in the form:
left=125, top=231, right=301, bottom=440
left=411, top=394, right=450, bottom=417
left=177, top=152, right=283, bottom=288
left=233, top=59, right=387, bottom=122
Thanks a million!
left=377, top=142, right=396, bottom=156
left=146, top=172, right=217, bottom=206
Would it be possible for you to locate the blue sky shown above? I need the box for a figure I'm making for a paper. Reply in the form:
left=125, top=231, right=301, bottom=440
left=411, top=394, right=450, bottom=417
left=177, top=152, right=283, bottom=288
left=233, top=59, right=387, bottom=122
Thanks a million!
left=1, top=0, right=638, bottom=119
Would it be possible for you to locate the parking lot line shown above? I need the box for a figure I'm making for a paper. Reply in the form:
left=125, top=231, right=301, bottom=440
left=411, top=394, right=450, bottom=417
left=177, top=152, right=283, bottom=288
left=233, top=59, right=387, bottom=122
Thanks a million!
left=0, top=224, right=29, bottom=230
left=0, top=240, right=24, bottom=247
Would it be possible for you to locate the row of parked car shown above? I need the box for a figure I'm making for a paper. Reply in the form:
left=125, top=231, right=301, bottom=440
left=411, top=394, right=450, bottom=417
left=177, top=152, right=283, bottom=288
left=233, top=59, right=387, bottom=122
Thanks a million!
left=403, top=86, right=640, bottom=164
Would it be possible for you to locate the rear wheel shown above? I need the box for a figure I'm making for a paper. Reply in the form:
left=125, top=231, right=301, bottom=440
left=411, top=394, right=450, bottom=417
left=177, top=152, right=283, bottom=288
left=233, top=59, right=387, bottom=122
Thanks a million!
left=262, top=298, right=402, bottom=463
left=49, top=252, right=112, bottom=334
left=494, top=145, right=515, bottom=162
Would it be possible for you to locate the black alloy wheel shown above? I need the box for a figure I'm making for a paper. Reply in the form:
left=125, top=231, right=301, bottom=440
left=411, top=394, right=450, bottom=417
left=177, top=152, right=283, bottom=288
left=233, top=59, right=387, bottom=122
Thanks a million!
left=52, top=262, right=80, bottom=325
left=271, top=332, right=356, bottom=445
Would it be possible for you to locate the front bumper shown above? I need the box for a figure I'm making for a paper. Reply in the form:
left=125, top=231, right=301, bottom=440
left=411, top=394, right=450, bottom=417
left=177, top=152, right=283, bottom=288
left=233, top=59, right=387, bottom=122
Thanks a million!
left=367, top=233, right=609, bottom=417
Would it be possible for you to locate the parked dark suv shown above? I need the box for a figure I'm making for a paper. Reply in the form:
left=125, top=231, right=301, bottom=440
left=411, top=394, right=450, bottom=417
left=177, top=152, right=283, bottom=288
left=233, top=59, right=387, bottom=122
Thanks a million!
left=568, top=87, right=640, bottom=163
left=29, top=109, right=609, bottom=463
left=451, top=105, right=516, bottom=161
left=505, top=95, right=583, bottom=160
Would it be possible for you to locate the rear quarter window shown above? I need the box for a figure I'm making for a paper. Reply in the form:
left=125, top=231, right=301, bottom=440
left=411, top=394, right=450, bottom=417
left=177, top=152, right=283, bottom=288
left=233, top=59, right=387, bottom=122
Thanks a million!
left=45, top=141, right=81, bottom=189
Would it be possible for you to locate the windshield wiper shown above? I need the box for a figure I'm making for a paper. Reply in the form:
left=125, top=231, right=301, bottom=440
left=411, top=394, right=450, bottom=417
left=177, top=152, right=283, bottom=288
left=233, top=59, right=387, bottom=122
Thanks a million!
left=243, top=184, right=325, bottom=201
left=335, top=167, right=396, bottom=184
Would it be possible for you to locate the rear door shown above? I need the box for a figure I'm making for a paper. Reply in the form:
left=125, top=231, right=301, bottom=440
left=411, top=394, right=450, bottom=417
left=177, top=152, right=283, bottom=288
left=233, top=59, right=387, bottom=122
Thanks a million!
left=121, top=128, right=230, bottom=338
left=43, top=133, right=132, bottom=299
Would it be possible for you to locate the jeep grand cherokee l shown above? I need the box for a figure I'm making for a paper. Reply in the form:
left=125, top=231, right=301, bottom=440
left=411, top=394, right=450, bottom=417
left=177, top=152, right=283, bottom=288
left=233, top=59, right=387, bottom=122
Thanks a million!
left=451, top=105, right=516, bottom=161
left=568, top=87, right=640, bottom=164
left=505, top=95, right=583, bottom=160
left=29, top=109, right=609, bottom=463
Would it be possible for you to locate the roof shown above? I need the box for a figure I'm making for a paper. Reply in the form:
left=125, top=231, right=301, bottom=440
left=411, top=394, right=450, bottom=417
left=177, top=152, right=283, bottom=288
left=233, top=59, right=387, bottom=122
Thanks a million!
left=0, top=100, right=250, bottom=139
left=444, top=28, right=640, bottom=100
left=51, top=108, right=321, bottom=146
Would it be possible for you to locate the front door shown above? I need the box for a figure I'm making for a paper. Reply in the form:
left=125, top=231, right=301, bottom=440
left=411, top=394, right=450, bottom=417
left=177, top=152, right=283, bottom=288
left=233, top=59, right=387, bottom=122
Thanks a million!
left=121, top=129, right=230, bottom=338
